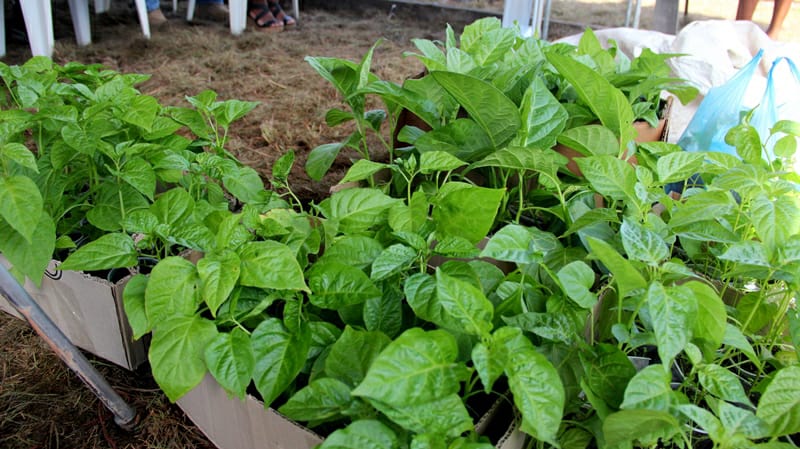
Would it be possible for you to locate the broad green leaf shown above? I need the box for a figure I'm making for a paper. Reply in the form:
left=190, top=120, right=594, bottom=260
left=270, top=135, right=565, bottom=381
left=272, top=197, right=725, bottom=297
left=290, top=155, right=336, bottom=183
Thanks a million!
left=723, top=324, right=760, bottom=368
left=122, top=274, right=150, bottom=340
left=367, top=394, right=472, bottom=438
left=656, top=151, right=704, bottom=184
left=340, top=159, right=390, bottom=184
left=726, top=123, right=762, bottom=165
left=668, top=190, right=736, bottom=228
left=480, top=223, right=544, bottom=265
left=414, top=119, right=494, bottom=162
left=546, top=52, right=635, bottom=147
left=430, top=71, right=520, bottom=149
left=151, top=187, right=194, bottom=227
left=620, top=219, right=669, bottom=265
left=586, top=237, right=647, bottom=298
left=698, top=364, right=751, bottom=405
left=647, top=283, right=697, bottom=366
left=361, top=80, right=440, bottom=128
left=686, top=280, right=727, bottom=354
left=557, top=125, right=618, bottom=156
left=582, top=343, right=637, bottom=409
left=149, top=315, right=218, bottom=402
left=370, top=244, right=417, bottom=281
left=278, top=377, right=352, bottom=422
left=471, top=341, right=506, bottom=393
left=251, top=318, right=311, bottom=406
left=405, top=273, right=445, bottom=325
left=719, top=241, right=771, bottom=268
left=558, top=427, right=594, bottom=449
left=576, top=155, right=636, bottom=202
left=756, top=366, right=800, bottom=436
left=471, top=146, right=567, bottom=178
left=557, top=260, right=597, bottom=308
left=325, top=326, right=391, bottom=387
left=59, top=233, right=138, bottom=271
left=620, top=364, right=673, bottom=411
left=432, top=182, right=504, bottom=244
left=196, top=250, right=240, bottom=317
left=326, top=188, right=399, bottom=234
left=144, top=256, right=199, bottom=327
left=223, top=165, right=265, bottom=204
left=677, top=404, right=723, bottom=441
left=790, top=309, right=800, bottom=360
left=419, top=151, right=467, bottom=174
left=352, top=328, right=460, bottom=407
left=603, top=410, right=681, bottom=448
left=514, top=78, right=568, bottom=150
left=720, top=401, right=770, bottom=439
left=121, top=95, right=159, bottom=130
left=318, top=420, right=397, bottom=449
left=363, top=286, right=403, bottom=338
left=503, top=312, right=577, bottom=344
left=496, top=326, right=564, bottom=445
left=435, top=270, right=494, bottom=337
left=239, top=241, right=308, bottom=291
left=306, top=142, right=345, bottom=181
left=309, top=260, right=381, bottom=309
left=217, top=99, right=259, bottom=126
left=1, top=143, right=38, bottom=172
left=319, top=235, right=384, bottom=270
left=205, top=328, right=255, bottom=399
left=751, top=194, right=800, bottom=252
left=0, top=176, right=43, bottom=243
left=0, top=212, right=55, bottom=287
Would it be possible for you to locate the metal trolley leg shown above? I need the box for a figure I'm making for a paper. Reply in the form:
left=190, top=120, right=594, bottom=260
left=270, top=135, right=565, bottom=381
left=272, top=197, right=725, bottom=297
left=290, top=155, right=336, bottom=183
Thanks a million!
left=0, top=264, right=138, bottom=431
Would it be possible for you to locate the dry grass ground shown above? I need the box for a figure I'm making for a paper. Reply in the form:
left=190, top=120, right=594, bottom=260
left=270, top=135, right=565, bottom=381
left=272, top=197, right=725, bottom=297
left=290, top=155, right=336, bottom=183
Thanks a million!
left=1, top=1, right=797, bottom=448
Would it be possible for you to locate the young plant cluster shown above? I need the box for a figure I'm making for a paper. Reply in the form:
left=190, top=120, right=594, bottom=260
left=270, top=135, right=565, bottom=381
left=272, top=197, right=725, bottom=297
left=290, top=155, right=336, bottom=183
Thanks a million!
left=1, top=18, right=798, bottom=449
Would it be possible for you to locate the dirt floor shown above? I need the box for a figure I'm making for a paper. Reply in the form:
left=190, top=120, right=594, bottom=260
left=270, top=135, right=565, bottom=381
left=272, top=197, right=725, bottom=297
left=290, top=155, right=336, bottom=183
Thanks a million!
left=1, top=0, right=799, bottom=448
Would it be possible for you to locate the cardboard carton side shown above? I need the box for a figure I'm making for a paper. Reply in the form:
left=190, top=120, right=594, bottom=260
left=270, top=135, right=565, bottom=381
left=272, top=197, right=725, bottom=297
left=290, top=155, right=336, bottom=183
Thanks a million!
left=0, top=256, right=146, bottom=370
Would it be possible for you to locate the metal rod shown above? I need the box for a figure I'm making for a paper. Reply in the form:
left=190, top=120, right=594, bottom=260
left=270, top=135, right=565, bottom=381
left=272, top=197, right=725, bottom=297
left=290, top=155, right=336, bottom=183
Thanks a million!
left=0, top=264, right=138, bottom=431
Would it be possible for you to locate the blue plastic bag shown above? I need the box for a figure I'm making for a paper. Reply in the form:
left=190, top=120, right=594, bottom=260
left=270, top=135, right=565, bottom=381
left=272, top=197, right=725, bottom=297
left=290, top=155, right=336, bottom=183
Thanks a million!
left=678, top=50, right=800, bottom=159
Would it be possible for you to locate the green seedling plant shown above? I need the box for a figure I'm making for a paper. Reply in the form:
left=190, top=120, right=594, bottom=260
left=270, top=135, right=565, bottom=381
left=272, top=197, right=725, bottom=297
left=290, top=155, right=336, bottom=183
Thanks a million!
left=0, top=58, right=265, bottom=285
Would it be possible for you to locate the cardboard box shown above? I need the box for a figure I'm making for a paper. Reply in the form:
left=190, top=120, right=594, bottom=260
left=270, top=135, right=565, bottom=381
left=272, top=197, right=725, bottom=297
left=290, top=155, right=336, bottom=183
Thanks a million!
left=178, top=374, right=526, bottom=449
left=0, top=256, right=147, bottom=370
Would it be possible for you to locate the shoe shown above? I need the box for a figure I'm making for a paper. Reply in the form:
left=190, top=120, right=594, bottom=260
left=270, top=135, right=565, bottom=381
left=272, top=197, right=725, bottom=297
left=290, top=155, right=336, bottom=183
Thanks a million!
left=195, top=2, right=229, bottom=22
left=248, top=2, right=284, bottom=32
left=267, top=0, right=296, bottom=28
left=148, top=9, right=168, bottom=27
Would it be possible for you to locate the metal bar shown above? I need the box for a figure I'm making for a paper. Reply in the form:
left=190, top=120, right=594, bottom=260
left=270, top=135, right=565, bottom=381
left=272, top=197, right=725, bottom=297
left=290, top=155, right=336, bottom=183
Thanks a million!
left=0, top=264, right=138, bottom=431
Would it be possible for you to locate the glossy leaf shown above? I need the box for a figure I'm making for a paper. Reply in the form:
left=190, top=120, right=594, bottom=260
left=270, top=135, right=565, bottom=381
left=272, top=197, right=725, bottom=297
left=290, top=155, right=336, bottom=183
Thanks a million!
left=318, top=420, right=397, bottom=449
left=239, top=241, right=308, bottom=291
left=496, top=326, right=564, bottom=445
left=582, top=343, right=636, bottom=409
left=751, top=194, right=800, bottom=252
left=60, top=233, right=138, bottom=271
left=756, top=366, right=800, bottom=436
left=367, top=394, right=472, bottom=438
left=503, top=312, right=577, bottom=344
left=363, top=285, right=403, bottom=338
left=122, top=274, right=150, bottom=340
left=196, top=249, right=240, bottom=317
left=471, top=341, right=506, bottom=393
left=603, top=410, right=681, bottom=448
left=306, top=142, right=345, bottom=181
left=120, top=158, right=156, bottom=201
left=352, top=328, right=460, bottom=407
left=586, top=237, right=646, bottom=298
left=432, top=182, right=505, bottom=244
left=149, top=315, right=218, bottom=402
left=319, top=235, right=384, bottom=270
left=278, top=377, right=353, bottom=422
left=656, top=151, right=704, bottom=184
left=698, top=364, right=751, bottom=405
left=419, top=151, right=467, bottom=174
left=620, top=364, right=673, bottom=411
left=514, top=78, right=568, bottom=150
left=480, top=224, right=545, bottom=265
left=686, top=280, right=727, bottom=354
left=251, top=318, right=311, bottom=406
left=151, top=187, right=194, bottom=227
left=430, top=71, right=520, bottom=149
left=620, top=219, right=669, bottom=266
left=223, top=166, right=265, bottom=204
left=0, top=176, right=43, bottom=243
left=370, top=244, right=417, bottom=281
left=557, top=261, right=597, bottom=308
left=677, top=404, right=723, bottom=441
left=414, top=119, right=494, bottom=162
left=0, top=212, right=54, bottom=287
left=436, top=270, right=494, bottom=337
left=326, top=188, right=399, bottom=234
left=144, top=256, right=199, bottom=327
left=205, top=328, right=255, bottom=399
left=720, top=401, right=770, bottom=439
left=647, top=283, right=697, bottom=366
left=576, top=155, right=636, bottom=202
left=340, top=159, right=390, bottom=184
left=309, top=260, right=381, bottom=309
left=325, top=326, right=391, bottom=387
left=557, top=125, right=618, bottom=156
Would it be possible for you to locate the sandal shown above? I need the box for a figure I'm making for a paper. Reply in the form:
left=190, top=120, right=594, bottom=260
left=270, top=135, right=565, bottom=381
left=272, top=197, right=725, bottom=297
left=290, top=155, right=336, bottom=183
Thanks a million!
left=248, top=2, right=284, bottom=31
left=267, top=0, right=296, bottom=28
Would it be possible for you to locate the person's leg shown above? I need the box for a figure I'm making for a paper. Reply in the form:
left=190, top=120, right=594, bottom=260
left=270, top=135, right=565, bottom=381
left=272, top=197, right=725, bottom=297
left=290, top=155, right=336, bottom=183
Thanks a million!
left=736, top=0, right=759, bottom=20
left=146, top=0, right=167, bottom=26
left=767, top=0, right=791, bottom=38
left=145, top=0, right=160, bottom=12
left=267, top=0, right=295, bottom=27
left=248, top=0, right=283, bottom=30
